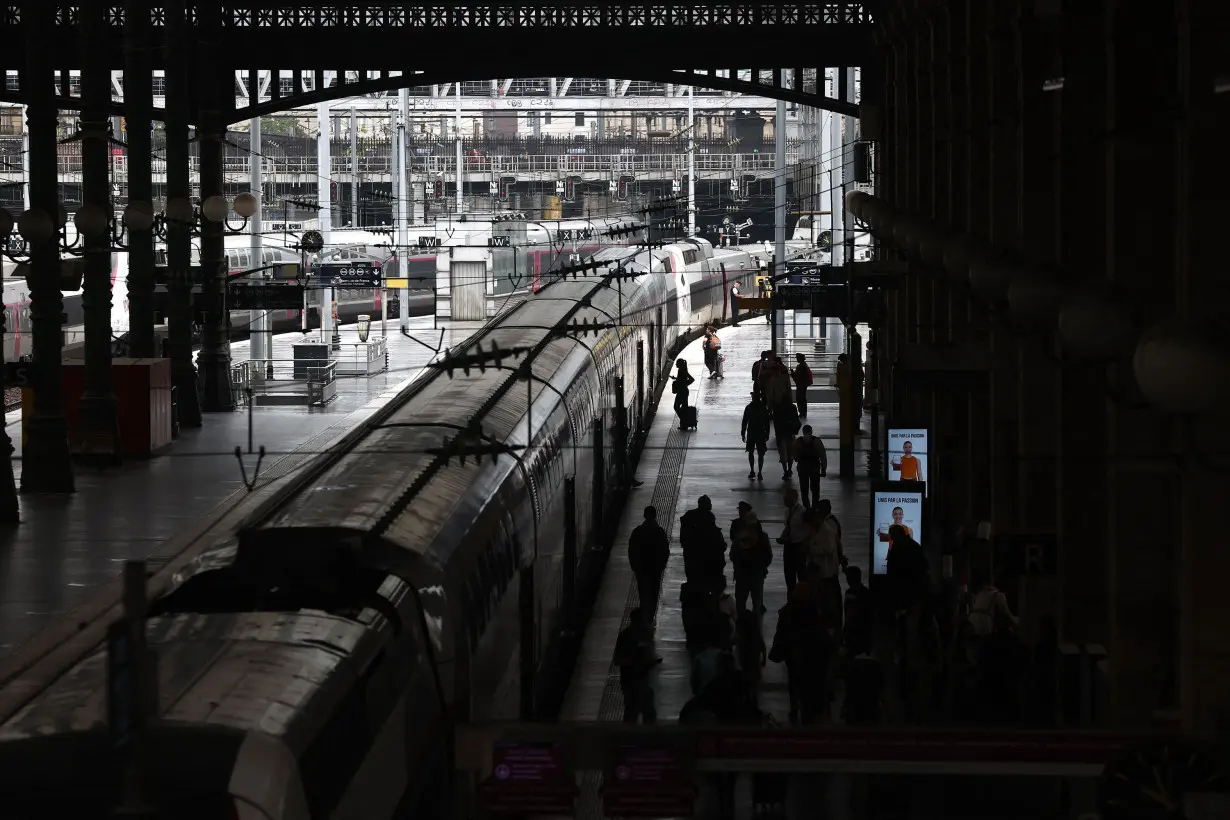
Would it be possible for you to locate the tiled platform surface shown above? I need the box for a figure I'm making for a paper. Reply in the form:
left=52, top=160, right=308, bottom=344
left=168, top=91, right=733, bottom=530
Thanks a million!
left=563, top=320, right=875, bottom=726
left=557, top=321, right=884, bottom=818
left=0, top=316, right=481, bottom=657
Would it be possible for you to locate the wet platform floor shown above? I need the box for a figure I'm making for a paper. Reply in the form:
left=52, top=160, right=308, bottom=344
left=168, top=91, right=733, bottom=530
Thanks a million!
left=564, top=319, right=877, bottom=724
left=0, top=316, right=480, bottom=657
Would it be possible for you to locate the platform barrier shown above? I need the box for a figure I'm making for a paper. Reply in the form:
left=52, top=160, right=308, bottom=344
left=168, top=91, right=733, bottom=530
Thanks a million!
left=333, top=337, right=389, bottom=377
left=231, top=358, right=338, bottom=407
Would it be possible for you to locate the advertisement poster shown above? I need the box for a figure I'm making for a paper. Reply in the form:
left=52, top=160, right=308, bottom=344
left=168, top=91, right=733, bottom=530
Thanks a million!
left=887, top=427, right=929, bottom=489
left=871, top=489, right=925, bottom=575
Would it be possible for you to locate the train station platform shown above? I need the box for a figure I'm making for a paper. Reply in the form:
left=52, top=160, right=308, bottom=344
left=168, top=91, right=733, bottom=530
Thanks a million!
left=0, top=315, right=480, bottom=661
left=562, top=319, right=875, bottom=729
left=548, top=320, right=874, bottom=817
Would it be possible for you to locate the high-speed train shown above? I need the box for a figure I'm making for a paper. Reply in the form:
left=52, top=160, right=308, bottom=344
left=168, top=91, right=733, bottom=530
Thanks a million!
left=0, top=236, right=757, bottom=819
left=1, top=217, right=636, bottom=362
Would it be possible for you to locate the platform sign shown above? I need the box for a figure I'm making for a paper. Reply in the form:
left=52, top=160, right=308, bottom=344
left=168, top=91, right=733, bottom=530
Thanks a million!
left=774, top=282, right=847, bottom=311
left=479, top=742, right=578, bottom=816
left=316, top=261, right=381, bottom=288
left=995, top=534, right=1058, bottom=577
left=226, top=283, right=306, bottom=310
left=870, top=481, right=927, bottom=576
left=3, top=361, right=35, bottom=388
left=601, top=744, right=695, bottom=817
left=886, top=424, right=929, bottom=493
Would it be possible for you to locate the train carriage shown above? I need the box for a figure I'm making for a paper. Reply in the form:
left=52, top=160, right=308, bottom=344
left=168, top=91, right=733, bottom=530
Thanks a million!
left=0, top=234, right=752, bottom=819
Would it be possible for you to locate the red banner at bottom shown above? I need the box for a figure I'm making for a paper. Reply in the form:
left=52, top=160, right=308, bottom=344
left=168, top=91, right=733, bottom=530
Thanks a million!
left=602, top=787, right=696, bottom=818
left=479, top=782, right=577, bottom=816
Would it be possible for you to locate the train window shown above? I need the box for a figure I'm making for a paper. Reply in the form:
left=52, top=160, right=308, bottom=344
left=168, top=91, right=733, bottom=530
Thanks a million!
left=477, top=549, right=495, bottom=621
left=465, top=575, right=482, bottom=649
left=262, top=250, right=274, bottom=265
left=226, top=250, right=237, bottom=269
left=498, top=537, right=513, bottom=588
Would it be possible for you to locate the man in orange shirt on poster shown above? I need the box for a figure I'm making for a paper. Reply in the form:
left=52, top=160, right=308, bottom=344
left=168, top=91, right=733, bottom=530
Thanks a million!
left=891, top=439, right=924, bottom=482
left=877, top=506, right=914, bottom=544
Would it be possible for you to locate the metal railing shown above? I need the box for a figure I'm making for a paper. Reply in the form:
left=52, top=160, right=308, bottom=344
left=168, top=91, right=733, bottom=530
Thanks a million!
left=306, top=361, right=338, bottom=406
left=230, top=360, right=252, bottom=407
left=333, top=337, right=388, bottom=377
left=48, top=151, right=802, bottom=178
left=229, top=356, right=337, bottom=407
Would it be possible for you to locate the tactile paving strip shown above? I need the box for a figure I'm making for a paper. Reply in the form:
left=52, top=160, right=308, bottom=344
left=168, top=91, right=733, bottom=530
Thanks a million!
left=576, top=421, right=690, bottom=819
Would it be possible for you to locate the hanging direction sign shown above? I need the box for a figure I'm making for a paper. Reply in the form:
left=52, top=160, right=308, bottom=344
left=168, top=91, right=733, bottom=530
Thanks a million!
left=316, top=261, right=382, bottom=288
left=226, top=283, right=306, bottom=310
left=775, top=282, right=847, bottom=308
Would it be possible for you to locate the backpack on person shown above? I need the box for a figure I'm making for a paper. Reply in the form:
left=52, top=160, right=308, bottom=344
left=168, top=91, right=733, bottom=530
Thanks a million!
left=796, top=365, right=813, bottom=388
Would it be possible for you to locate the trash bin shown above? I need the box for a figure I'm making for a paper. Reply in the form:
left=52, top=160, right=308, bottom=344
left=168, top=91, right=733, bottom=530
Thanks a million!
left=293, top=342, right=330, bottom=379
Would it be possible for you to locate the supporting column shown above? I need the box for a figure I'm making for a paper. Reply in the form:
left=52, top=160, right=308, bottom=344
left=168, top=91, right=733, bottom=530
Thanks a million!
left=687, top=86, right=696, bottom=237
left=316, top=102, right=336, bottom=348
left=1178, top=0, right=1230, bottom=733
left=455, top=90, right=464, bottom=214
left=1014, top=2, right=1063, bottom=633
left=75, top=0, right=121, bottom=462
left=349, top=107, right=359, bottom=227
left=774, top=98, right=787, bottom=349
left=1056, top=0, right=1109, bottom=646
left=986, top=0, right=1022, bottom=529
left=398, top=88, right=411, bottom=331
left=249, top=116, right=268, bottom=375
left=194, top=39, right=233, bottom=411
left=19, top=0, right=74, bottom=493
left=123, top=0, right=155, bottom=357
left=965, top=0, right=993, bottom=519
left=163, top=0, right=201, bottom=428
left=1104, top=1, right=1181, bottom=727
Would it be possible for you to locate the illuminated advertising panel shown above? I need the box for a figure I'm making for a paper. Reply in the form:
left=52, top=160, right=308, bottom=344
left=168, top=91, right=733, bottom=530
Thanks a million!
left=870, top=483, right=926, bottom=576
left=886, top=425, right=929, bottom=492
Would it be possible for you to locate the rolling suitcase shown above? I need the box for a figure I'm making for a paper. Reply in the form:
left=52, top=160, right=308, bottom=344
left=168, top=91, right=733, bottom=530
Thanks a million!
left=678, top=404, right=698, bottom=430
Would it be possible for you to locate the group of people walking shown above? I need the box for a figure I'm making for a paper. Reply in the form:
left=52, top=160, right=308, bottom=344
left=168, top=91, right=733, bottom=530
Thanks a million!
left=741, top=350, right=823, bottom=489
left=618, top=489, right=878, bottom=727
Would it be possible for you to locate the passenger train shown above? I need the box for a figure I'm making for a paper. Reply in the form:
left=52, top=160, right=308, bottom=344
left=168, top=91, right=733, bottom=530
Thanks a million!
left=0, top=236, right=758, bottom=819
left=1, top=217, right=635, bottom=362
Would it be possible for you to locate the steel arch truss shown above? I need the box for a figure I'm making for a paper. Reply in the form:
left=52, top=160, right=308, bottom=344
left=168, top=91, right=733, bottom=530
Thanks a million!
left=0, top=2, right=872, bottom=118
left=232, top=69, right=858, bottom=122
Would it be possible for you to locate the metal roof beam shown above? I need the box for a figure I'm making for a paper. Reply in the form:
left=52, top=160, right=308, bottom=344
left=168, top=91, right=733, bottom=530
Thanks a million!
left=240, top=95, right=783, bottom=113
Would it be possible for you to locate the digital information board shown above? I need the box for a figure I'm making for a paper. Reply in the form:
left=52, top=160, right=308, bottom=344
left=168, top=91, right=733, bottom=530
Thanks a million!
left=870, top=483, right=926, bottom=576
left=886, top=425, right=929, bottom=490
